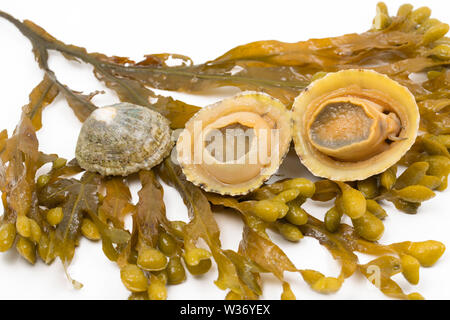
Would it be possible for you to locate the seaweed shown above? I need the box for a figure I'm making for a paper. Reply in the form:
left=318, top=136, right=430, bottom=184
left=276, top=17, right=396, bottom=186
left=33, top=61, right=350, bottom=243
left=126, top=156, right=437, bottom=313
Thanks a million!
left=0, top=11, right=199, bottom=129
left=157, top=158, right=260, bottom=299
left=0, top=2, right=448, bottom=300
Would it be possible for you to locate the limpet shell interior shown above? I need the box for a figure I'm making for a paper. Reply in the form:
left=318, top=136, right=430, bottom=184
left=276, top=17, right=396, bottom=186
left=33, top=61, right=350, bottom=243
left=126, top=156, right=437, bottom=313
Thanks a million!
left=176, top=92, right=292, bottom=195
left=292, top=69, right=419, bottom=181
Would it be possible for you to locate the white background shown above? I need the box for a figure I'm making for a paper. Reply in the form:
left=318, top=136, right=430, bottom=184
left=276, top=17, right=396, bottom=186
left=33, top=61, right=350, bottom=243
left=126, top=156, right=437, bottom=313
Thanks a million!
left=0, top=0, right=449, bottom=300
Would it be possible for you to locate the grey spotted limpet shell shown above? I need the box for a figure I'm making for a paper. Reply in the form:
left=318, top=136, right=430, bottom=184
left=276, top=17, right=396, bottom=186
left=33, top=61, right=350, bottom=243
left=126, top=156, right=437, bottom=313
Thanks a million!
left=76, top=102, right=173, bottom=176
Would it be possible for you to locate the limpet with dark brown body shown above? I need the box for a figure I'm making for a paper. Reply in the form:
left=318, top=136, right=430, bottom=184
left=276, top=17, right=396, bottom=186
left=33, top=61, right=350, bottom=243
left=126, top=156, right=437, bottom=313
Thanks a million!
left=292, top=69, right=420, bottom=181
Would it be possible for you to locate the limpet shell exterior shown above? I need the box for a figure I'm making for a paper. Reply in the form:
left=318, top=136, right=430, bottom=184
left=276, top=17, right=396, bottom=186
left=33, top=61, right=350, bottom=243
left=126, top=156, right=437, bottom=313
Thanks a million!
left=177, top=92, right=292, bottom=196
left=292, top=69, right=420, bottom=181
left=76, top=102, right=173, bottom=176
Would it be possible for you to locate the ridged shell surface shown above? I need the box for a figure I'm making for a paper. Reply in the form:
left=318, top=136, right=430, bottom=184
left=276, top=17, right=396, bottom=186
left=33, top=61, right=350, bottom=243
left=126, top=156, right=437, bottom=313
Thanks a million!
left=76, top=103, right=173, bottom=176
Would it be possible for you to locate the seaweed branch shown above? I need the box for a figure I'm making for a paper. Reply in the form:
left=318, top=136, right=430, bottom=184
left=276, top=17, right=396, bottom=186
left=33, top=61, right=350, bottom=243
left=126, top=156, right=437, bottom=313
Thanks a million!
left=0, top=3, right=448, bottom=300
left=0, top=10, right=199, bottom=128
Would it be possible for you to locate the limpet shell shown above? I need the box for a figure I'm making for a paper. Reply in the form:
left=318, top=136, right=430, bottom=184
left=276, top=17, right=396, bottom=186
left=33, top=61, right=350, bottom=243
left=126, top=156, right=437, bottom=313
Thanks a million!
left=292, top=69, right=419, bottom=181
left=176, top=92, right=292, bottom=196
left=76, top=102, right=173, bottom=176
